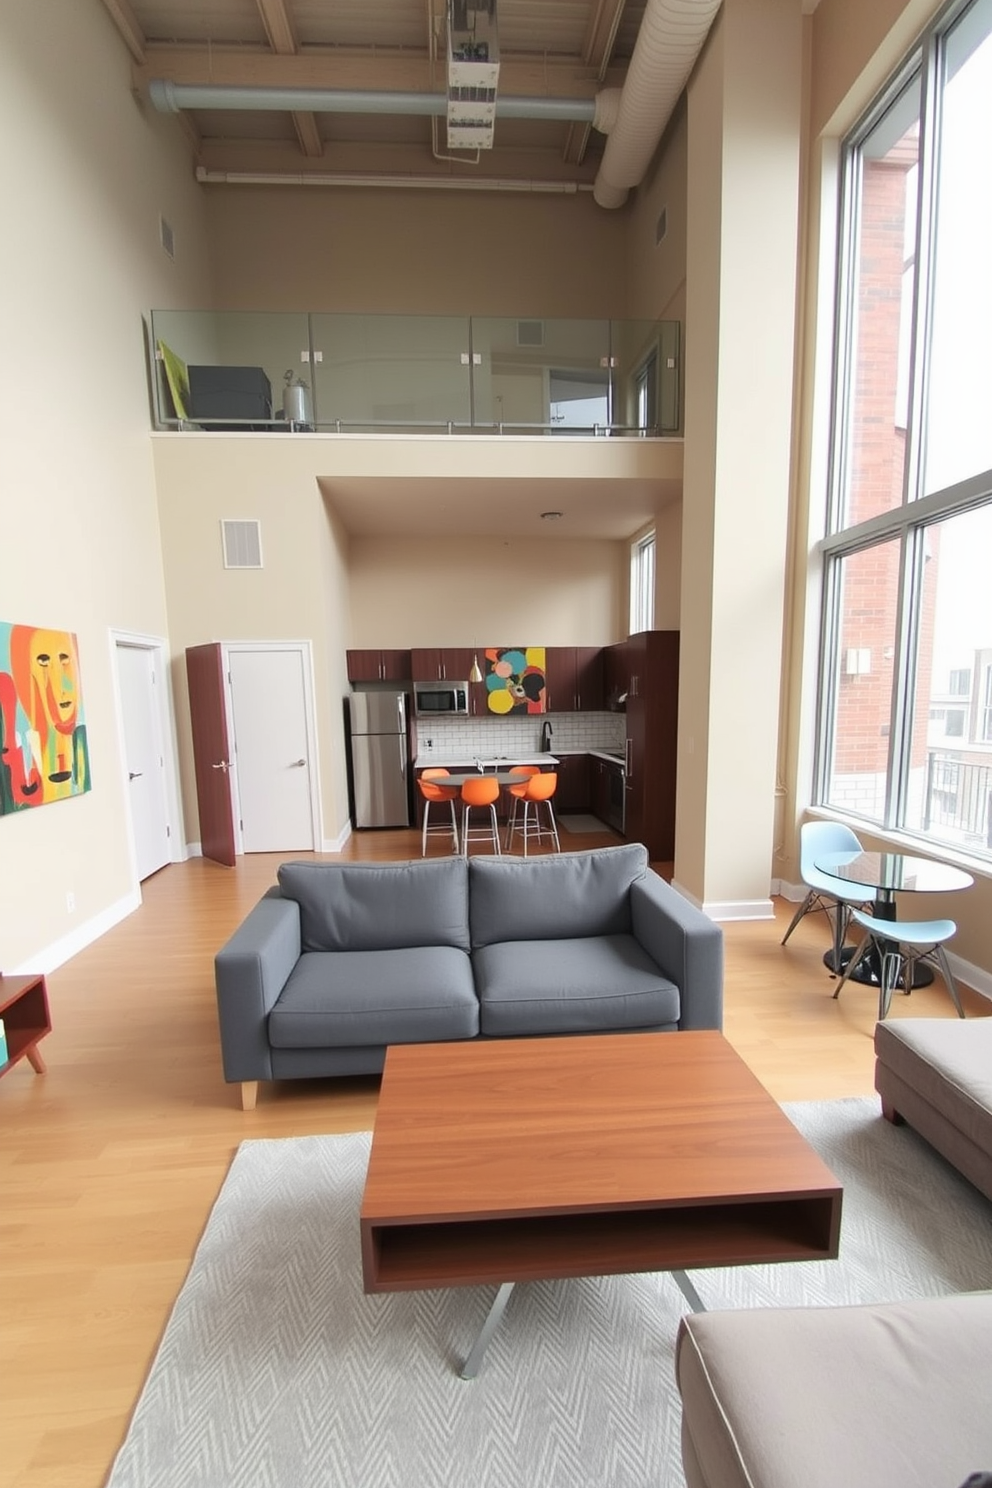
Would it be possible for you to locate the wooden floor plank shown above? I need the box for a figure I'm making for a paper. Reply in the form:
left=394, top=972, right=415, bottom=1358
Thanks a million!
left=1, top=831, right=986, bottom=1487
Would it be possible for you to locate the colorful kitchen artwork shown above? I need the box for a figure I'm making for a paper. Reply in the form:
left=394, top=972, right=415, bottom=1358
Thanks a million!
left=484, top=646, right=546, bottom=714
left=0, top=621, right=91, bottom=815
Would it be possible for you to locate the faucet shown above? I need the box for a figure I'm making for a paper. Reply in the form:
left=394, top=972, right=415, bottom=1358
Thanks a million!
left=540, top=719, right=553, bottom=752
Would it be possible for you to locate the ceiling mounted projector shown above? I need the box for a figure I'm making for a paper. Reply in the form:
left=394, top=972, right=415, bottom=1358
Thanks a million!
left=446, top=0, right=500, bottom=151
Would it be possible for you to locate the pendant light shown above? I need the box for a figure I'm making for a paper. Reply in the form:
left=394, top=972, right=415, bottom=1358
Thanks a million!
left=469, top=654, right=483, bottom=683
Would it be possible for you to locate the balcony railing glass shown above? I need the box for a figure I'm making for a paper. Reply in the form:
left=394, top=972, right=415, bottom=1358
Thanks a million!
left=149, top=309, right=681, bottom=437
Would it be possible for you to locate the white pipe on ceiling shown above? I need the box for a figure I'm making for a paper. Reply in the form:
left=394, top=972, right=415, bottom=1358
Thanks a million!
left=592, top=0, right=721, bottom=208
left=195, top=167, right=593, bottom=193
left=149, top=80, right=597, bottom=123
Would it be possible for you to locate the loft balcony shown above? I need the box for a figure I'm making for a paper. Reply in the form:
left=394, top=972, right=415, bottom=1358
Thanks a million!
left=149, top=309, right=681, bottom=438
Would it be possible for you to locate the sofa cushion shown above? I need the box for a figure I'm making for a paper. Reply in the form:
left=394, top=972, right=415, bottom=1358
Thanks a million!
left=676, top=1294, right=992, bottom=1488
left=277, top=857, right=470, bottom=953
left=268, top=945, right=478, bottom=1048
left=469, top=843, right=649, bottom=949
left=473, top=934, right=679, bottom=1036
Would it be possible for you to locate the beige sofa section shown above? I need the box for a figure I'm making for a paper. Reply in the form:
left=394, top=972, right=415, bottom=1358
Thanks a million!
left=676, top=1293, right=992, bottom=1488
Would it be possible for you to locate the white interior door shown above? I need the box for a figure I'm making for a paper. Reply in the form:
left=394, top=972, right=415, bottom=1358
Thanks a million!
left=227, top=646, right=316, bottom=852
left=116, top=642, right=172, bottom=881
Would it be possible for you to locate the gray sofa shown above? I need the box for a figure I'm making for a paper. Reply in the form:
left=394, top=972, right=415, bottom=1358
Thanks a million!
left=214, top=843, right=723, bottom=1108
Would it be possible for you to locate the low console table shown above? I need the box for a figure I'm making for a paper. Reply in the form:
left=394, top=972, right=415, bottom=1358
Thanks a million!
left=0, top=973, right=52, bottom=1080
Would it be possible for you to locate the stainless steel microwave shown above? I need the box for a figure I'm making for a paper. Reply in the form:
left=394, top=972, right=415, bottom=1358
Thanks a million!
left=413, top=681, right=470, bottom=716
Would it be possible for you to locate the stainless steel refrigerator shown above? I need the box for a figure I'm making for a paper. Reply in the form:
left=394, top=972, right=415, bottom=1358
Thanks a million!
left=348, top=692, right=411, bottom=828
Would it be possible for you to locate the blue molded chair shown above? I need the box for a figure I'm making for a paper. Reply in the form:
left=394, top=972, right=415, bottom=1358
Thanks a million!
left=781, top=821, right=871, bottom=971
left=832, top=908, right=965, bottom=1020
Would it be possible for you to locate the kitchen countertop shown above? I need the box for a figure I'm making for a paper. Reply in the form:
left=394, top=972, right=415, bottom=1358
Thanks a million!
left=414, top=753, right=559, bottom=769
left=413, top=749, right=626, bottom=771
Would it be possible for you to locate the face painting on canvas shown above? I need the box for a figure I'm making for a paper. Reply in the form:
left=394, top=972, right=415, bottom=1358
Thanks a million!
left=0, top=621, right=91, bottom=814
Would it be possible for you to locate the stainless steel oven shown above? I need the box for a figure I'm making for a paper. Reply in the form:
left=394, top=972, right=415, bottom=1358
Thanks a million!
left=605, top=760, right=626, bottom=833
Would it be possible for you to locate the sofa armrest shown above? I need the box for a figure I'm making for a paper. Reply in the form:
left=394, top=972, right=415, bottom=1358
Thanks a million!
left=214, top=890, right=301, bottom=1083
left=630, top=873, right=723, bottom=1030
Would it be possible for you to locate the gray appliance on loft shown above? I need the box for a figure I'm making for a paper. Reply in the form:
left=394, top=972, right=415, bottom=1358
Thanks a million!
left=347, top=692, right=411, bottom=828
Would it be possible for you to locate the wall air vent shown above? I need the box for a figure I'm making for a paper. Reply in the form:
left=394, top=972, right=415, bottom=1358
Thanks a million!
left=516, top=319, right=545, bottom=348
left=221, top=520, right=262, bottom=569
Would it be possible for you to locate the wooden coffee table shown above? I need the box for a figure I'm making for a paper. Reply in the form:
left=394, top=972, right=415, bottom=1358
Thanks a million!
left=360, top=1031, right=842, bottom=1376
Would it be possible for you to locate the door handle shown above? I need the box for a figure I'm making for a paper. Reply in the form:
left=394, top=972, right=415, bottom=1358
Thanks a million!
left=292, top=758, right=307, bottom=767
left=211, top=761, right=230, bottom=772
left=128, top=771, right=142, bottom=780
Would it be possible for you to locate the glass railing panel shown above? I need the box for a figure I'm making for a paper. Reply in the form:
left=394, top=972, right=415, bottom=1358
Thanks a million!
left=610, top=318, right=682, bottom=435
left=470, top=316, right=613, bottom=432
left=309, top=314, right=472, bottom=431
left=150, top=310, right=313, bottom=429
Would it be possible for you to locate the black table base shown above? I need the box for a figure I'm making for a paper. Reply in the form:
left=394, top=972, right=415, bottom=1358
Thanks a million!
left=822, top=945, right=934, bottom=989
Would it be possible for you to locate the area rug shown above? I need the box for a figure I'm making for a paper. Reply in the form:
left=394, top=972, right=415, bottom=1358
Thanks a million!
left=105, top=1099, right=992, bottom=1488
left=558, top=813, right=612, bottom=833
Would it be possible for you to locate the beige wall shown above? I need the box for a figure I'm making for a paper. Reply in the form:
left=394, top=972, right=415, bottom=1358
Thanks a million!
left=348, top=537, right=624, bottom=651
left=151, top=437, right=356, bottom=848
left=203, top=186, right=630, bottom=318
left=0, top=0, right=212, bottom=971
left=679, top=0, right=803, bottom=913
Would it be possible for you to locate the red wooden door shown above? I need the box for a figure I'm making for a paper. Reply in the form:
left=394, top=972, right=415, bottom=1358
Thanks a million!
left=185, top=643, right=236, bottom=867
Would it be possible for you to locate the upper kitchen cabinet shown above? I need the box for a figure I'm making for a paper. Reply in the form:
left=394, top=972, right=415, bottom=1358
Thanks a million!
left=346, top=649, right=412, bottom=683
left=544, top=647, right=605, bottom=712
left=410, top=648, right=476, bottom=682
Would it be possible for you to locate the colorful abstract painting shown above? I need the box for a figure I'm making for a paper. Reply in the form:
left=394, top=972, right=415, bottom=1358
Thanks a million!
left=0, top=621, right=90, bottom=815
left=484, top=646, right=546, bottom=714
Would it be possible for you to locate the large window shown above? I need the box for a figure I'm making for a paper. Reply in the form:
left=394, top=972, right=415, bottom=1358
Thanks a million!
left=630, top=530, right=656, bottom=634
left=817, top=0, right=992, bottom=863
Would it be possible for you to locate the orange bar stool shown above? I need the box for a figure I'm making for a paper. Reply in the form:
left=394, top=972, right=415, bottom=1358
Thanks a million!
left=418, top=768, right=459, bottom=856
left=502, top=765, right=541, bottom=850
left=505, top=770, right=561, bottom=856
left=460, top=774, right=502, bottom=856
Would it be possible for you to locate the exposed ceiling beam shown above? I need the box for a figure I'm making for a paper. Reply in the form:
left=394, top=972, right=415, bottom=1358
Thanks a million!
left=255, top=0, right=323, bottom=159
left=100, top=0, right=145, bottom=64
left=563, top=0, right=627, bottom=164
left=255, top=0, right=297, bottom=55
left=133, top=48, right=618, bottom=102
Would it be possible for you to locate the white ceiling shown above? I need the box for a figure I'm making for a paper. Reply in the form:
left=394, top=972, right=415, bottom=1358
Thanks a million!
left=318, top=472, right=682, bottom=540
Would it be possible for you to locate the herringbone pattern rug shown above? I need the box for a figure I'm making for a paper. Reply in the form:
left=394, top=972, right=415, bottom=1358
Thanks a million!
left=106, top=1098, right=992, bottom=1488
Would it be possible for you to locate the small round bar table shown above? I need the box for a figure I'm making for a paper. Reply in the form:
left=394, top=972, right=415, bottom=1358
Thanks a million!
left=814, top=850, right=973, bottom=988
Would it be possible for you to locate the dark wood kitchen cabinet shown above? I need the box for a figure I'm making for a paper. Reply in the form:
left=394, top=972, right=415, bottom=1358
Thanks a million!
left=552, top=753, right=591, bottom=813
left=623, top=630, right=679, bottom=861
left=346, top=649, right=411, bottom=683
left=410, top=648, right=476, bottom=682
left=544, top=648, right=605, bottom=712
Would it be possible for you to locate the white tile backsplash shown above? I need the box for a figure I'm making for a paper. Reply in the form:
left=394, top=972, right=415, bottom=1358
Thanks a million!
left=415, top=712, right=626, bottom=761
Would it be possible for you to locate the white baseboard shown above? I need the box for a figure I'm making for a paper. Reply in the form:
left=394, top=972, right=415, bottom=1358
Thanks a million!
left=11, top=889, right=142, bottom=976
left=669, top=880, right=774, bottom=921
left=321, top=821, right=352, bottom=854
left=703, top=898, right=776, bottom=922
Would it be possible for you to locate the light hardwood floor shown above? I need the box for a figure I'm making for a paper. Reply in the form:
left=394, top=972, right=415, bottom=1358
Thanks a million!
left=2, top=828, right=988, bottom=1488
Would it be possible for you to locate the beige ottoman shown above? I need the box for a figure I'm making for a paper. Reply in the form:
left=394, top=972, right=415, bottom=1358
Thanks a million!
left=874, top=1017, right=992, bottom=1202
left=676, top=1293, right=992, bottom=1488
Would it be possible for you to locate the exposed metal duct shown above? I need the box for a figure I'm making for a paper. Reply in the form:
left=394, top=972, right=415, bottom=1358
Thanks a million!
left=148, top=79, right=596, bottom=124
left=592, top=0, right=720, bottom=208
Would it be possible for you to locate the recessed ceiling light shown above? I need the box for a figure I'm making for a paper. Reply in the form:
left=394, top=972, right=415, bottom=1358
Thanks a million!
left=540, top=510, right=563, bottom=520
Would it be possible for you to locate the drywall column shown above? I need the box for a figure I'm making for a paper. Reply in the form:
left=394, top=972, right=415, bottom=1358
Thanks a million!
left=674, top=0, right=803, bottom=917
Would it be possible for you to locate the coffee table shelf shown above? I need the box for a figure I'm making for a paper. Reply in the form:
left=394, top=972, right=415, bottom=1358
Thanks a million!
left=367, top=1193, right=840, bottom=1291
left=0, top=973, right=52, bottom=1079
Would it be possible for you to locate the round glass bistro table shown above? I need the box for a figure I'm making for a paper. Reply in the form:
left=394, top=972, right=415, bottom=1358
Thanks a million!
left=814, top=850, right=973, bottom=987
